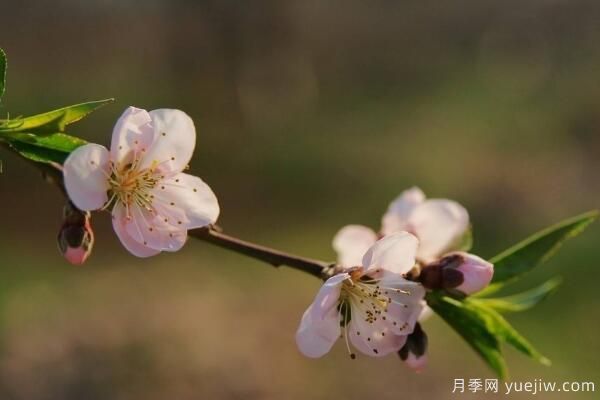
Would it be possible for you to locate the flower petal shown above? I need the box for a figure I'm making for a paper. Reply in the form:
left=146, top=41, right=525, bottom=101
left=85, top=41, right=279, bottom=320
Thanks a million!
left=151, top=173, right=220, bottom=228
left=348, top=316, right=407, bottom=357
left=63, top=144, right=110, bottom=211
left=381, top=187, right=425, bottom=236
left=374, top=276, right=425, bottom=335
left=408, top=199, right=469, bottom=262
left=139, top=109, right=196, bottom=174
left=110, top=106, right=154, bottom=163
left=111, top=203, right=161, bottom=257
left=332, top=225, right=378, bottom=268
left=123, top=204, right=187, bottom=252
left=296, top=274, right=347, bottom=358
left=362, top=232, right=418, bottom=276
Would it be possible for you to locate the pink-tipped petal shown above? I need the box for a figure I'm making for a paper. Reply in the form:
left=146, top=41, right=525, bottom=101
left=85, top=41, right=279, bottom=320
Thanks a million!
left=362, top=232, right=418, bottom=276
left=63, top=144, right=110, bottom=211
left=408, top=199, right=469, bottom=263
left=332, top=225, right=378, bottom=268
left=111, top=203, right=161, bottom=258
left=454, top=252, right=494, bottom=295
left=405, top=353, right=428, bottom=373
left=140, top=109, right=196, bottom=174
left=381, top=187, right=425, bottom=236
left=110, top=107, right=154, bottom=162
left=296, top=274, right=347, bottom=358
left=151, top=173, right=220, bottom=229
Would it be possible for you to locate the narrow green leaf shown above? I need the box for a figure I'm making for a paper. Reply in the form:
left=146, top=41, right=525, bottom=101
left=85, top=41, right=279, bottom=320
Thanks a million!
left=465, top=298, right=551, bottom=366
left=484, top=211, right=598, bottom=294
left=1, top=132, right=87, bottom=164
left=427, top=293, right=508, bottom=378
left=0, top=48, right=6, bottom=100
left=0, top=98, right=114, bottom=133
left=475, top=278, right=562, bottom=313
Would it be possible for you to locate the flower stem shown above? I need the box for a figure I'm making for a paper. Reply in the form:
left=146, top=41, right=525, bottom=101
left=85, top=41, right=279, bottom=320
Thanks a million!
left=189, top=226, right=334, bottom=280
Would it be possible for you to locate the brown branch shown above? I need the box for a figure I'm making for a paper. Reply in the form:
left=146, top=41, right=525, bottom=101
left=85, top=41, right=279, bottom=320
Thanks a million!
left=5, top=148, right=335, bottom=280
left=189, top=226, right=334, bottom=280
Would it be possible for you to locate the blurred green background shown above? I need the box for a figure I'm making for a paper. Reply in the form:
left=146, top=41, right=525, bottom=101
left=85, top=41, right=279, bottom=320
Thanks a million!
left=0, top=1, right=599, bottom=399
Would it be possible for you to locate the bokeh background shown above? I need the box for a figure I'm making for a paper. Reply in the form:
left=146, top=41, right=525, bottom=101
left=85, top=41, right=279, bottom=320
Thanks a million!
left=0, top=1, right=599, bottom=399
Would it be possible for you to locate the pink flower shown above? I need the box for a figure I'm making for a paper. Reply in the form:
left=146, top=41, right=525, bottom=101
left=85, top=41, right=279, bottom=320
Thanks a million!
left=296, top=232, right=425, bottom=358
left=334, top=187, right=469, bottom=266
left=63, top=107, right=220, bottom=257
left=332, top=187, right=492, bottom=295
left=331, top=187, right=493, bottom=370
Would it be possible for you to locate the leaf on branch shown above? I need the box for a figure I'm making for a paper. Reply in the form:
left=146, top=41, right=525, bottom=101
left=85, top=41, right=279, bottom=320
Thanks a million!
left=474, top=277, right=562, bottom=313
left=481, top=211, right=598, bottom=294
left=2, top=132, right=86, bottom=164
left=0, top=48, right=6, bottom=101
left=427, top=292, right=508, bottom=379
left=0, top=98, right=114, bottom=133
left=0, top=99, right=114, bottom=165
left=428, top=292, right=551, bottom=378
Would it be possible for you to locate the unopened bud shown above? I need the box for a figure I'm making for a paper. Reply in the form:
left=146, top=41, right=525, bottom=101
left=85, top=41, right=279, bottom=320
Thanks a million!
left=57, top=202, right=94, bottom=265
left=398, top=323, right=428, bottom=372
left=419, top=252, right=493, bottom=295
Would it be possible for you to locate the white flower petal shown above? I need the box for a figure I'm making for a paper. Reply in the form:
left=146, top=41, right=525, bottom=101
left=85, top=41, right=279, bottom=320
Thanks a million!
left=332, top=225, right=378, bottom=268
left=123, top=204, right=187, bottom=252
left=110, top=107, right=154, bottom=163
left=295, top=274, right=347, bottom=358
left=63, top=144, right=110, bottom=211
left=151, top=173, right=220, bottom=228
left=139, top=109, right=196, bottom=174
left=380, top=282, right=424, bottom=335
left=408, top=199, right=469, bottom=262
left=362, top=232, right=418, bottom=276
left=381, top=187, right=425, bottom=236
left=112, top=203, right=161, bottom=257
left=348, top=316, right=407, bottom=357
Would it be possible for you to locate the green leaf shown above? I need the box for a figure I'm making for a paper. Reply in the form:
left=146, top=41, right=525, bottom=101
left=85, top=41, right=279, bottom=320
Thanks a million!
left=483, top=211, right=598, bottom=294
left=475, top=278, right=562, bottom=313
left=428, top=292, right=551, bottom=378
left=0, top=98, right=114, bottom=133
left=428, top=293, right=508, bottom=378
left=1, top=132, right=87, bottom=164
left=465, top=298, right=550, bottom=366
left=0, top=48, right=6, bottom=101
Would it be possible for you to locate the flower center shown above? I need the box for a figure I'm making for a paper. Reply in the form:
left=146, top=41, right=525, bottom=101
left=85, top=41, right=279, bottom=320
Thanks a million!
left=341, top=278, right=390, bottom=323
left=105, top=157, right=162, bottom=211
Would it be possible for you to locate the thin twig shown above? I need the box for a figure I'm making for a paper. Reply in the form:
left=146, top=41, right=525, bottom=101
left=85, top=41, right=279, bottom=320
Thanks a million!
left=5, top=148, right=335, bottom=280
left=190, top=226, right=335, bottom=280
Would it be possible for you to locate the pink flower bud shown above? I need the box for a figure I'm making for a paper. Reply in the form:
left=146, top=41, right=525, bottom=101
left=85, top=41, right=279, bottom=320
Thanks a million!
left=398, top=323, right=428, bottom=372
left=404, top=352, right=428, bottom=373
left=453, top=252, right=494, bottom=295
left=57, top=202, right=94, bottom=265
